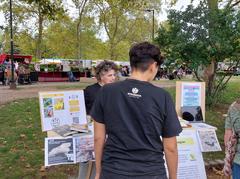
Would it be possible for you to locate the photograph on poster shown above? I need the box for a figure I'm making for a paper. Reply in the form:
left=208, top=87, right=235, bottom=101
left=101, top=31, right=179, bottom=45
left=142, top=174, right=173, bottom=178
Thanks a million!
left=54, top=98, right=64, bottom=110
left=43, top=98, right=54, bottom=118
left=45, top=137, right=75, bottom=166
left=197, top=129, right=221, bottom=152
left=75, top=135, right=95, bottom=163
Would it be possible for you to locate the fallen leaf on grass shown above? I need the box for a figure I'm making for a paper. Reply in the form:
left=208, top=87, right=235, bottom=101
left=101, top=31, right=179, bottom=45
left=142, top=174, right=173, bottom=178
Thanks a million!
left=212, top=167, right=224, bottom=176
left=25, top=163, right=31, bottom=168
left=20, top=156, right=26, bottom=162
left=27, top=124, right=33, bottom=128
left=10, top=147, right=17, bottom=152
left=40, top=166, right=46, bottom=172
left=20, top=134, right=26, bottom=138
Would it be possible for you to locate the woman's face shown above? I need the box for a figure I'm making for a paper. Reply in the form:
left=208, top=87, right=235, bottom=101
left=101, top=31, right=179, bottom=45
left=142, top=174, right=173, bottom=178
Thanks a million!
left=100, top=69, right=117, bottom=85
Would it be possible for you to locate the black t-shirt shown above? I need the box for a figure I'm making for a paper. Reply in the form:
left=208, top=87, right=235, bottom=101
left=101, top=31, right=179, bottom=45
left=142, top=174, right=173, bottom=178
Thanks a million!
left=91, top=79, right=182, bottom=176
left=84, top=83, right=101, bottom=115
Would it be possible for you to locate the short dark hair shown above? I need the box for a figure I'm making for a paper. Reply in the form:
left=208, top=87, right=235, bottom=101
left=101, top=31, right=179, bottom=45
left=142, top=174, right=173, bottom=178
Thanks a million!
left=129, top=42, right=163, bottom=72
left=95, top=60, right=118, bottom=81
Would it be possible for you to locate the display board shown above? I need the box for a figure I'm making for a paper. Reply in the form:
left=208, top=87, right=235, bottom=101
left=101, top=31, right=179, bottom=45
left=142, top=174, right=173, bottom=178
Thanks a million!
left=39, top=90, right=87, bottom=131
left=45, top=134, right=95, bottom=166
left=45, top=137, right=75, bottom=166
left=177, top=129, right=207, bottom=179
left=176, top=82, right=205, bottom=121
left=197, top=129, right=221, bottom=152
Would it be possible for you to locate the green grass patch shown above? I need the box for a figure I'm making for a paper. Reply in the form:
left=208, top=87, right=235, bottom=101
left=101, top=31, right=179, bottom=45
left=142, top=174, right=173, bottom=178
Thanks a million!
left=0, top=99, right=78, bottom=178
left=0, top=79, right=239, bottom=177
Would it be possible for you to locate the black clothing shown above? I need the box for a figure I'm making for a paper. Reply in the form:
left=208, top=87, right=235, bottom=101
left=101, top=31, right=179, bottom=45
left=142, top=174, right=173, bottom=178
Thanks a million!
left=100, top=169, right=167, bottom=179
left=91, top=79, right=182, bottom=177
left=84, top=83, right=101, bottom=115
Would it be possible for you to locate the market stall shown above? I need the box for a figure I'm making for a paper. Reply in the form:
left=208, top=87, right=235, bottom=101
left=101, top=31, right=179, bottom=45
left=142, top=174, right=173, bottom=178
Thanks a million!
left=0, top=53, right=33, bottom=85
left=37, top=59, right=91, bottom=82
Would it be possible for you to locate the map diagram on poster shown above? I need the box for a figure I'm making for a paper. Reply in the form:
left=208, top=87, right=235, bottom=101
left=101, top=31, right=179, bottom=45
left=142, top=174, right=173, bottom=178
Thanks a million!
left=39, top=90, right=87, bottom=131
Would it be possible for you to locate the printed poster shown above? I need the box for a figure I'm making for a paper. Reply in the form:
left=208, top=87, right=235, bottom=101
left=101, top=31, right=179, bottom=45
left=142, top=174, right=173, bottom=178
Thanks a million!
left=45, top=134, right=95, bottom=166
left=197, top=129, right=221, bottom=152
left=177, top=129, right=207, bottom=179
left=45, top=137, right=75, bottom=166
left=181, top=83, right=201, bottom=107
left=39, top=90, right=87, bottom=131
left=75, top=135, right=95, bottom=163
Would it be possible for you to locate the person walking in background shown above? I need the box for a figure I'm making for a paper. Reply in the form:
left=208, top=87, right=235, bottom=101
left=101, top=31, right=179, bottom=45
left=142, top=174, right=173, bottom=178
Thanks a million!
left=91, top=42, right=182, bottom=179
left=224, top=99, right=240, bottom=179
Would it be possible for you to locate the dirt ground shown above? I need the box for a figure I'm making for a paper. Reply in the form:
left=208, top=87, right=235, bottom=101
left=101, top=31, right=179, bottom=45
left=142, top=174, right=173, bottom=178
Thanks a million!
left=0, top=78, right=176, bottom=106
left=0, top=79, right=228, bottom=178
left=0, top=79, right=93, bottom=106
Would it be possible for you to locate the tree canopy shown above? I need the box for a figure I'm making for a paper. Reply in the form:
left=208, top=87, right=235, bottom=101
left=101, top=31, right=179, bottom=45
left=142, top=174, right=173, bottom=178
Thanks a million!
left=155, top=0, right=240, bottom=104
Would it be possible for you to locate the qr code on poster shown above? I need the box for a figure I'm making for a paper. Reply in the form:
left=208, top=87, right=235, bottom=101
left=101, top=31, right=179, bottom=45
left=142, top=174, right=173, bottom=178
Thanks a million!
left=73, top=117, right=79, bottom=124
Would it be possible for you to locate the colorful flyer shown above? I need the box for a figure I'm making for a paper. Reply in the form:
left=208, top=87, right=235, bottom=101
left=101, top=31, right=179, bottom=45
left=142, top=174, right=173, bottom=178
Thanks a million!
left=39, top=90, right=87, bottom=131
left=181, top=83, right=201, bottom=107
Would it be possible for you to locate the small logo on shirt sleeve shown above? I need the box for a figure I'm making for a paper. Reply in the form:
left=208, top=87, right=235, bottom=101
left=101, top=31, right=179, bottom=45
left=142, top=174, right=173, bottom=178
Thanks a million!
left=128, top=87, right=142, bottom=98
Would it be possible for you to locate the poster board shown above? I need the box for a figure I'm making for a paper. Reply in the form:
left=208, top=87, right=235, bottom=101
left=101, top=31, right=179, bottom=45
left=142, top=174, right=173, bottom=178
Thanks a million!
left=196, top=129, right=221, bottom=152
left=45, top=134, right=95, bottom=166
left=45, top=137, right=75, bottom=166
left=39, top=90, right=87, bottom=131
left=177, top=129, right=207, bottom=179
left=176, top=82, right=205, bottom=121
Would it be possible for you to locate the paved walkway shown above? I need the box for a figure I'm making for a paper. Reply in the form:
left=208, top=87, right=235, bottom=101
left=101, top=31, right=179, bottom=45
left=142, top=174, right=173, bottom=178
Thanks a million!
left=0, top=78, right=176, bottom=106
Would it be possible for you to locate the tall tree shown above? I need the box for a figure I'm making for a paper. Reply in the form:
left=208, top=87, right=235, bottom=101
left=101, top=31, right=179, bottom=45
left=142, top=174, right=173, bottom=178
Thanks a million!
left=0, top=0, right=64, bottom=59
left=72, top=0, right=89, bottom=60
left=156, top=0, right=240, bottom=105
left=24, top=0, right=65, bottom=59
left=44, top=15, right=107, bottom=60
left=94, top=0, right=162, bottom=60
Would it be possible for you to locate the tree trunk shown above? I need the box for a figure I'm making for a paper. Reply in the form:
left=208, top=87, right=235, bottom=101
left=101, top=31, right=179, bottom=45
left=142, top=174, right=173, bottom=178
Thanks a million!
left=36, top=5, right=43, bottom=60
left=75, top=0, right=88, bottom=60
left=76, top=20, right=81, bottom=60
left=204, top=0, right=218, bottom=96
left=203, top=60, right=217, bottom=96
left=109, top=41, right=115, bottom=60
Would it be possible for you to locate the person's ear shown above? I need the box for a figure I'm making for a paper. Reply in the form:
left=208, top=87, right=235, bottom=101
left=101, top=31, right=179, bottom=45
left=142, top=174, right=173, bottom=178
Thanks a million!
left=149, top=62, right=157, bottom=72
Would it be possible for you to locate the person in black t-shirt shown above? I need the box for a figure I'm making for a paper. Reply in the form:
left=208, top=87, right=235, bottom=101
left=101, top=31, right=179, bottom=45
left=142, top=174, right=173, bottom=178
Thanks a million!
left=84, top=60, right=118, bottom=115
left=91, top=42, right=182, bottom=179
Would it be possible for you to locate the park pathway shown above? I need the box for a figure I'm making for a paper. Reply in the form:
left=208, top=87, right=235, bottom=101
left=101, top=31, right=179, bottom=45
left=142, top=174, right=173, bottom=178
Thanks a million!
left=0, top=78, right=176, bottom=106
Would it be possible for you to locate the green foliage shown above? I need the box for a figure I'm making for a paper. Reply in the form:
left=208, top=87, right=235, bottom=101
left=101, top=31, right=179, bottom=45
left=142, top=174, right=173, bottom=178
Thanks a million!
left=22, top=0, right=65, bottom=20
left=94, top=0, right=162, bottom=60
left=0, top=0, right=65, bottom=59
left=155, top=1, right=240, bottom=105
left=0, top=0, right=166, bottom=61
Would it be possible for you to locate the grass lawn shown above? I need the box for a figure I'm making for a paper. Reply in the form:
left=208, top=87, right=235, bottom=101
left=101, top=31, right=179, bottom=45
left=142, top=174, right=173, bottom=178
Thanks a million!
left=0, top=77, right=239, bottom=178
